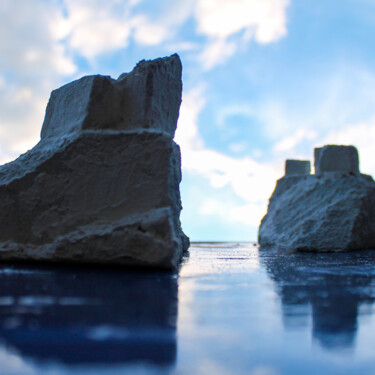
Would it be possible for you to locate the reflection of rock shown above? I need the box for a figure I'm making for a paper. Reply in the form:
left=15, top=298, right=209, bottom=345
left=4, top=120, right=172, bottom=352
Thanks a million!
left=259, top=145, right=375, bottom=252
left=259, top=250, right=375, bottom=350
left=312, top=296, right=358, bottom=349
left=0, top=264, right=178, bottom=365
left=0, top=54, right=189, bottom=269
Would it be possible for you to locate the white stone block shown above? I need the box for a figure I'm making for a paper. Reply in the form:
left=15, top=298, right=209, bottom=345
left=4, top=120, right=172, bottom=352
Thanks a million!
left=285, top=159, right=311, bottom=176
left=41, top=54, right=182, bottom=139
left=314, top=145, right=359, bottom=174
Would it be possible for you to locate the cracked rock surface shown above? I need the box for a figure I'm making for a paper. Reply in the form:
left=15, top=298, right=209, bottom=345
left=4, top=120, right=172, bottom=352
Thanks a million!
left=258, top=173, right=375, bottom=252
left=0, top=54, right=188, bottom=269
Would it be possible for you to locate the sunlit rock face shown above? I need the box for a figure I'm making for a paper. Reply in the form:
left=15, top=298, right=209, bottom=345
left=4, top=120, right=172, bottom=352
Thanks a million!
left=0, top=54, right=189, bottom=269
left=41, top=55, right=182, bottom=140
left=259, top=145, right=375, bottom=252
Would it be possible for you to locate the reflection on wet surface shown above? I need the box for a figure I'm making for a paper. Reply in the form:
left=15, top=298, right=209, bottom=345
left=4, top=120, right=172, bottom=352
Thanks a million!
left=0, top=265, right=178, bottom=373
left=259, top=249, right=375, bottom=351
left=1, top=243, right=375, bottom=374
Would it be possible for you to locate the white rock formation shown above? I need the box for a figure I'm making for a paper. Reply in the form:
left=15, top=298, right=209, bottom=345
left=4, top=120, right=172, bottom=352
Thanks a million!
left=0, top=54, right=189, bottom=269
left=259, top=145, right=375, bottom=252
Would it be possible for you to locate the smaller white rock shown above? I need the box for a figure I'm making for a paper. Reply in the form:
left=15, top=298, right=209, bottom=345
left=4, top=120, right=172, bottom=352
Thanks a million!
left=285, top=159, right=311, bottom=176
left=314, top=145, right=359, bottom=174
left=259, top=144, right=375, bottom=252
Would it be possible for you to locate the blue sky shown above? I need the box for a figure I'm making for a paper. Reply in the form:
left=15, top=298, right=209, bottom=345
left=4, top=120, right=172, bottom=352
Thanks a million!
left=1, top=0, right=375, bottom=241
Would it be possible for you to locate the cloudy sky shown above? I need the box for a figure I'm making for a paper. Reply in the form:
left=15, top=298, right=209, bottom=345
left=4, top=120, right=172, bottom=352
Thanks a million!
left=1, top=0, right=375, bottom=241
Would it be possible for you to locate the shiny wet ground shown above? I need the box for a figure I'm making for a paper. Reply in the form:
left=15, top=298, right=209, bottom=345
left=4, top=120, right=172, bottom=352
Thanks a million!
left=1, top=243, right=375, bottom=374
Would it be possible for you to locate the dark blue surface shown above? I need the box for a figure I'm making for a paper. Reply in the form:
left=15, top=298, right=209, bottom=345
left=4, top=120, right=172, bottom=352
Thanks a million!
left=1, top=244, right=375, bottom=374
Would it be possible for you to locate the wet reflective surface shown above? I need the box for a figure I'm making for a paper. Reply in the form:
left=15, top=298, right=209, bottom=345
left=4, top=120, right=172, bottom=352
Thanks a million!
left=1, top=243, right=375, bottom=374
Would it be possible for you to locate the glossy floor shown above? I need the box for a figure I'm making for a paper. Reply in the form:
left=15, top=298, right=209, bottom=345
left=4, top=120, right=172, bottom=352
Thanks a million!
left=1, top=243, right=375, bottom=374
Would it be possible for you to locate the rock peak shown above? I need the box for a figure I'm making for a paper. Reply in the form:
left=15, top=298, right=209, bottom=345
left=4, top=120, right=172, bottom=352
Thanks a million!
left=41, top=54, right=182, bottom=140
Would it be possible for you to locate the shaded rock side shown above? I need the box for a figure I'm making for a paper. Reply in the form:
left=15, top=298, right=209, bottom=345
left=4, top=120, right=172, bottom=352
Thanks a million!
left=0, top=131, right=187, bottom=269
left=41, top=54, right=182, bottom=140
left=258, top=173, right=375, bottom=251
left=285, top=159, right=311, bottom=176
left=315, top=145, right=359, bottom=175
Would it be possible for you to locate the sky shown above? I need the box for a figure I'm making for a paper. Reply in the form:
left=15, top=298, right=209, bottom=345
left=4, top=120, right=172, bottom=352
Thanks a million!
left=1, top=0, right=375, bottom=241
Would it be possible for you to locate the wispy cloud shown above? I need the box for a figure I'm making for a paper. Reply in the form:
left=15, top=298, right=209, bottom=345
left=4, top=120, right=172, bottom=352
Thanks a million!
left=57, top=0, right=290, bottom=69
left=176, top=87, right=280, bottom=228
left=0, top=0, right=76, bottom=79
left=0, top=0, right=77, bottom=162
left=195, top=0, right=290, bottom=69
left=195, top=0, right=289, bottom=41
left=61, top=0, right=136, bottom=58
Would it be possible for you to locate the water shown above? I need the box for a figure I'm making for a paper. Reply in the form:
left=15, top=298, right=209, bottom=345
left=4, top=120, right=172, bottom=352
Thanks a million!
left=0, top=243, right=375, bottom=374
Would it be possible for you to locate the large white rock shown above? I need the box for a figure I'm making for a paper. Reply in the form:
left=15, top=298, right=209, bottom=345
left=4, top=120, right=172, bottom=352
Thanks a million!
left=0, top=54, right=188, bottom=269
left=259, top=145, right=375, bottom=251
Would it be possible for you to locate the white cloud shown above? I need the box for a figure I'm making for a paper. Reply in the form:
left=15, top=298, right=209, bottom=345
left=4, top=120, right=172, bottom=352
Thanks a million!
left=251, top=64, right=375, bottom=163
left=62, top=0, right=134, bottom=58
left=131, top=15, right=169, bottom=46
left=274, top=128, right=317, bottom=153
left=0, top=83, right=46, bottom=161
left=229, top=142, right=248, bottom=153
left=0, top=0, right=79, bottom=162
left=200, top=198, right=268, bottom=227
left=0, top=0, right=76, bottom=79
left=176, top=87, right=280, bottom=228
left=195, top=0, right=289, bottom=69
left=195, top=0, right=289, bottom=41
left=175, top=85, right=206, bottom=151
left=257, top=100, right=293, bottom=140
left=132, top=0, right=195, bottom=46
left=198, top=38, right=238, bottom=70
left=17, top=0, right=289, bottom=71
left=59, top=0, right=197, bottom=57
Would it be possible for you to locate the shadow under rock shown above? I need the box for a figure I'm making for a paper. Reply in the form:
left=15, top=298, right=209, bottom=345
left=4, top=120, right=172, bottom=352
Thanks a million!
left=0, top=264, right=178, bottom=367
left=259, top=248, right=375, bottom=350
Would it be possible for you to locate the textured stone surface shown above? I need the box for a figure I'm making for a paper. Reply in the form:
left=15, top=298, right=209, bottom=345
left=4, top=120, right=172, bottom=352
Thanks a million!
left=315, top=145, right=359, bottom=175
left=285, top=159, right=310, bottom=176
left=259, top=173, right=375, bottom=251
left=0, top=131, right=187, bottom=268
left=0, top=54, right=188, bottom=269
left=41, top=54, right=182, bottom=139
left=259, top=145, right=375, bottom=252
